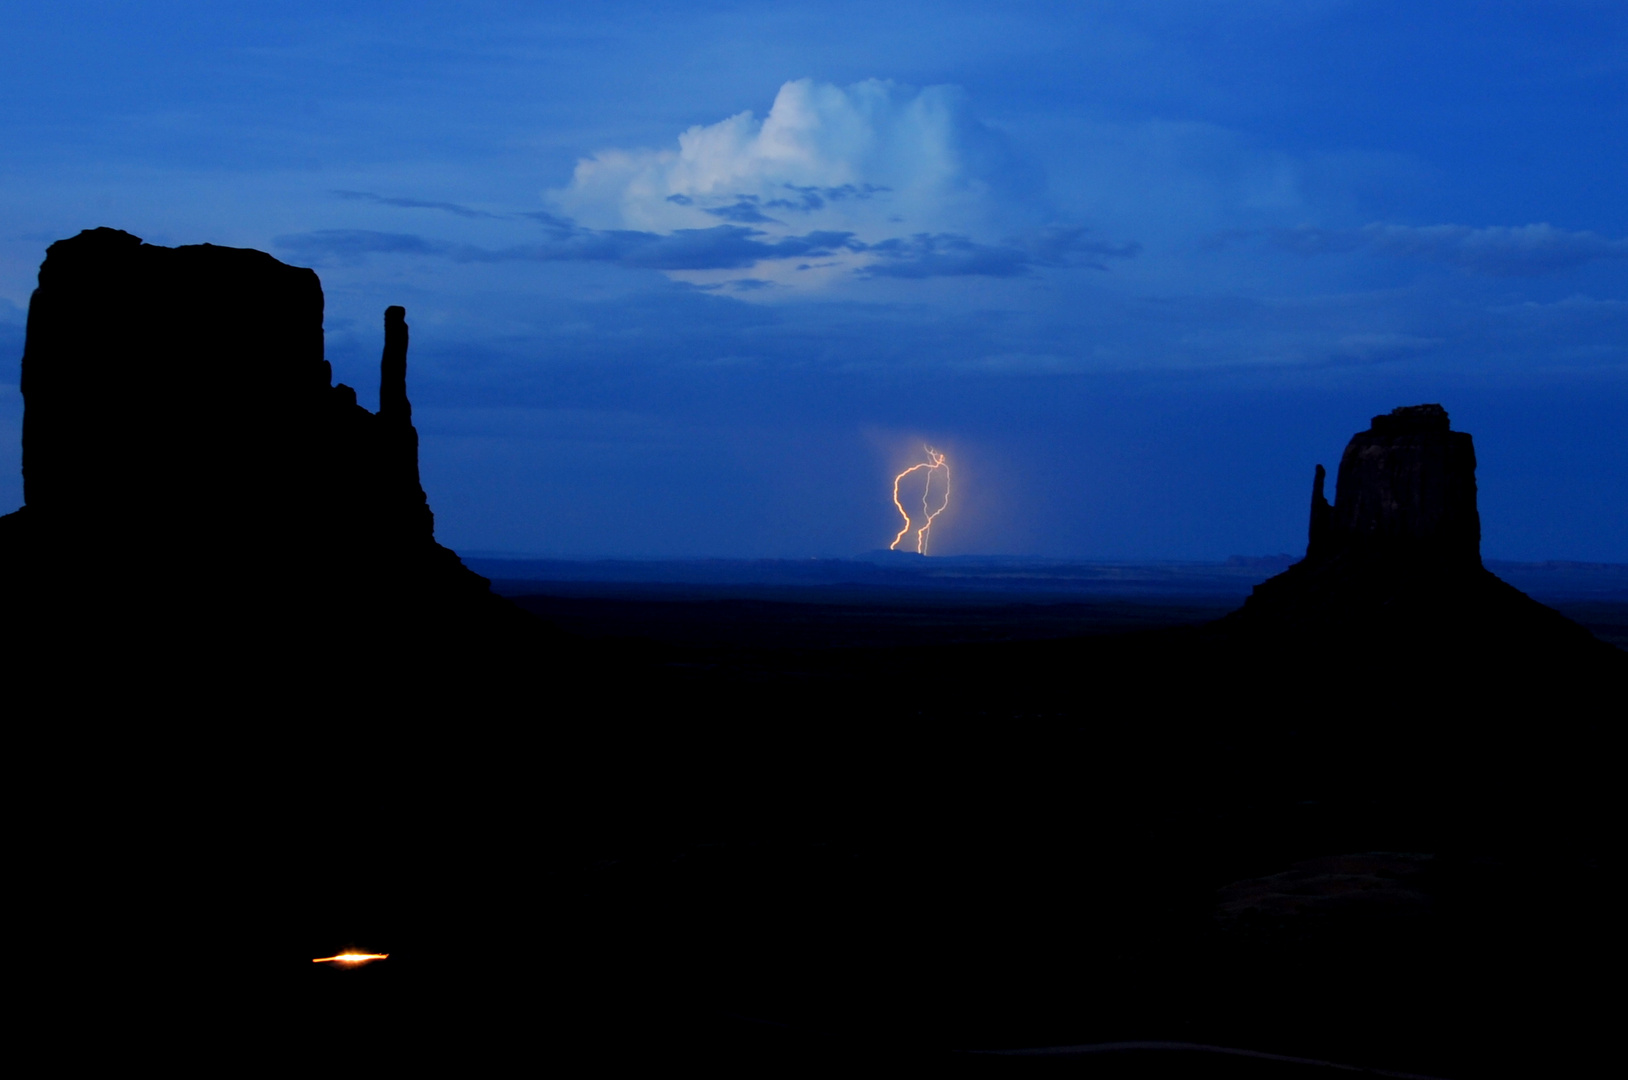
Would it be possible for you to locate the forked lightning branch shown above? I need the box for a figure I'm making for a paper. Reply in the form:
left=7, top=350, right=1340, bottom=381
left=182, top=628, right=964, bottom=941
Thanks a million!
left=890, top=447, right=951, bottom=554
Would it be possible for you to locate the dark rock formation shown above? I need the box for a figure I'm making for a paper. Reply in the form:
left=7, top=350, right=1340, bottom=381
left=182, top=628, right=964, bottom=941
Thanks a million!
left=1307, top=404, right=1480, bottom=564
left=0, top=227, right=539, bottom=685
left=1221, top=405, right=1617, bottom=668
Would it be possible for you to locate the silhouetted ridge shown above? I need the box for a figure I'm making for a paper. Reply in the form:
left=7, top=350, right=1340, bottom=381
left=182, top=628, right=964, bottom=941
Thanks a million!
left=0, top=227, right=538, bottom=675
left=1217, top=404, right=1616, bottom=665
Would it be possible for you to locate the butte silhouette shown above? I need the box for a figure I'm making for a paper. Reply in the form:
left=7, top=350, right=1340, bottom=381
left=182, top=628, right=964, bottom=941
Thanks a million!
left=1210, top=403, right=1621, bottom=689
left=0, top=227, right=541, bottom=698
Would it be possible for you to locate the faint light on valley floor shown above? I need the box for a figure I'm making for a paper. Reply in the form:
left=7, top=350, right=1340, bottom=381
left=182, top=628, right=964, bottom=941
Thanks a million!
left=312, top=952, right=389, bottom=965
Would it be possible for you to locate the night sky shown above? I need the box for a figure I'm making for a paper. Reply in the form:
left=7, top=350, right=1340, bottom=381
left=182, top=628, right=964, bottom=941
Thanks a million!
left=2, top=2, right=1623, bottom=560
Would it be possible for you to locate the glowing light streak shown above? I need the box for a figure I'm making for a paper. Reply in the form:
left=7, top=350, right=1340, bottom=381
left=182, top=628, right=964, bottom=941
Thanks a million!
left=889, top=447, right=951, bottom=554
left=312, top=952, right=389, bottom=965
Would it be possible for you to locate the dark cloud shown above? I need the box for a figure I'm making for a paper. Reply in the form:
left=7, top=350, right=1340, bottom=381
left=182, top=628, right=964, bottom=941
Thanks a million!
left=1023, top=225, right=1142, bottom=267
left=862, top=234, right=1033, bottom=278
left=584, top=226, right=860, bottom=270
left=1260, top=222, right=1628, bottom=276
left=331, top=190, right=506, bottom=220
left=702, top=196, right=783, bottom=225
left=283, top=202, right=1128, bottom=279
left=764, top=183, right=890, bottom=212
left=275, top=223, right=863, bottom=271
left=681, top=277, right=777, bottom=293
left=590, top=226, right=777, bottom=270
left=276, top=229, right=449, bottom=258
left=515, top=210, right=580, bottom=230
left=1361, top=223, right=1628, bottom=276
left=859, top=227, right=1138, bottom=279
left=690, top=187, right=890, bottom=221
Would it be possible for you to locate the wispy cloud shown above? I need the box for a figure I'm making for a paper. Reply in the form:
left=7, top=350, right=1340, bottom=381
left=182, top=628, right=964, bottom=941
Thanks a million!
left=862, top=227, right=1138, bottom=279
left=277, top=229, right=445, bottom=258
left=1260, top=222, right=1628, bottom=276
left=332, top=190, right=508, bottom=220
left=278, top=217, right=1136, bottom=280
left=275, top=224, right=865, bottom=271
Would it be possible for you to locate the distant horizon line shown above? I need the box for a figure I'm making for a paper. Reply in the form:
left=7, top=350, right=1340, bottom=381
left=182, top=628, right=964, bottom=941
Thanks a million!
left=457, top=550, right=1628, bottom=570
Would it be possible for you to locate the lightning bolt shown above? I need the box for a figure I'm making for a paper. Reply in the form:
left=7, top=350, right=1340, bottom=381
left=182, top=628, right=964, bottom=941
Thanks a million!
left=889, top=447, right=951, bottom=554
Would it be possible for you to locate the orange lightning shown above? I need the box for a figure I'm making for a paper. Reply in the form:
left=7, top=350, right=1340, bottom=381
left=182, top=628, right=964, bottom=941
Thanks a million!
left=312, top=952, right=389, bottom=965
left=889, top=446, right=951, bottom=554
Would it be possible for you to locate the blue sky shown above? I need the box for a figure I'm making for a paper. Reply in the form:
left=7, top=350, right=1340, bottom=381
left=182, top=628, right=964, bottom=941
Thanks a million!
left=2, top=1, right=1624, bottom=559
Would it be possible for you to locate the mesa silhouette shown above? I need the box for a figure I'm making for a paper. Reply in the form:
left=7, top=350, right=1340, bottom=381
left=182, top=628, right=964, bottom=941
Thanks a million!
left=1211, top=403, right=1617, bottom=674
left=0, top=227, right=536, bottom=682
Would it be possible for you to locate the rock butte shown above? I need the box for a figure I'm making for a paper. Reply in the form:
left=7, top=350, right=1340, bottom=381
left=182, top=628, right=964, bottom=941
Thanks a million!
left=1219, top=403, right=1612, bottom=664
left=0, top=227, right=538, bottom=692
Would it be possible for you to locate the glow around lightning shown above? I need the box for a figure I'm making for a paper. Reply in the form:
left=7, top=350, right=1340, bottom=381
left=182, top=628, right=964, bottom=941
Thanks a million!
left=890, top=447, right=951, bottom=554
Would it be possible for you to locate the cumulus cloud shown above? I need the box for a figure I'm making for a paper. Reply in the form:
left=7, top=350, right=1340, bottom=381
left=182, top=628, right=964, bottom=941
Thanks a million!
left=293, top=83, right=1135, bottom=288
left=1266, top=222, right=1628, bottom=276
left=553, top=79, right=1010, bottom=233
left=538, top=78, right=1129, bottom=288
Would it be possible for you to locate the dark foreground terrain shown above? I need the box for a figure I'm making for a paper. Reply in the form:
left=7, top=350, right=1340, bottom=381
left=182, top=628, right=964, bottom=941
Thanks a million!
left=282, top=568, right=1620, bottom=1078
left=8, top=235, right=1614, bottom=1076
